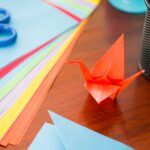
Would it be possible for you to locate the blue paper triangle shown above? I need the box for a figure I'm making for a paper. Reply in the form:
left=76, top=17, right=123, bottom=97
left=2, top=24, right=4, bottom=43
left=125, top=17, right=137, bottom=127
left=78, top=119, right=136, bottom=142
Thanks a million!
left=49, top=111, right=133, bottom=150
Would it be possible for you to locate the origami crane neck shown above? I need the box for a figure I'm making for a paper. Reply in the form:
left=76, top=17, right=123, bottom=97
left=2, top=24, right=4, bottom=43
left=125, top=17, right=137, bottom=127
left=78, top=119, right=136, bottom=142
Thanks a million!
left=68, top=60, right=94, bottom=81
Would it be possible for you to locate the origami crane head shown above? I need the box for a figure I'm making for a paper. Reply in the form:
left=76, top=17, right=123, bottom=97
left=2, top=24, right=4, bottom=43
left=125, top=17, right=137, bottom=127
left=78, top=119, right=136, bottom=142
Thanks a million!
left=68, top=35, right=144, bottom=104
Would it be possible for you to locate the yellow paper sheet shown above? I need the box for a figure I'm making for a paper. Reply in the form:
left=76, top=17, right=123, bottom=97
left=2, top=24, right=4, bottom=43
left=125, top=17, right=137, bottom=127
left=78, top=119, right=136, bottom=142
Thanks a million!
left=0, top=20, right=88, bottom=139
left=88, top=0, right=101, bottom=5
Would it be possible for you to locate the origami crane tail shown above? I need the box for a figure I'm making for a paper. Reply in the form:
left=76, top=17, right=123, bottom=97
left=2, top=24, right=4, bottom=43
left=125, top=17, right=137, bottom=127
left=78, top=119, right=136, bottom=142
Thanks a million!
left=68, top=60, right=93, bottom=81
left=118, top=70, right=144, bottom=94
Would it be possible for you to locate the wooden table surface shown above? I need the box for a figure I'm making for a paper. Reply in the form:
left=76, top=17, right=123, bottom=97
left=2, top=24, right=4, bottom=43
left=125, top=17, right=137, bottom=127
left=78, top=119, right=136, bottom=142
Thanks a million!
left=2, top=1, right=150, bottom=150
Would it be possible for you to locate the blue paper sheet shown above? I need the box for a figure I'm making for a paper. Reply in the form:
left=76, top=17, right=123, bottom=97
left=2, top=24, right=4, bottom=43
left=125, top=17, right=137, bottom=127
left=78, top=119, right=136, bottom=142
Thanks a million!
left=29, top=111, right=134, bottom=150
left=0, top=0, right=77, bottom=68
left=29, top=123, right=65, bottom=150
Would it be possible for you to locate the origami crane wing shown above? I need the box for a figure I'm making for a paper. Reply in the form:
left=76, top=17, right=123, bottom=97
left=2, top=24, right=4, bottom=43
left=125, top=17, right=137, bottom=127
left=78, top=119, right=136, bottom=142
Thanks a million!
left=118, top=70, right=144, bottom=94
left=85, top=82, right=120, bottom=103
left=91, top=35, right=125, bottom=81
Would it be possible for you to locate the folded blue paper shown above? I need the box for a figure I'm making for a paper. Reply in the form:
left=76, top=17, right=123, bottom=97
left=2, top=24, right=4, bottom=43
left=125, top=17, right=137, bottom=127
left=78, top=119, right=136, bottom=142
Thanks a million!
left=0, top=0, right=77, bottom=68
left=29, top=111, right=134, bottom=150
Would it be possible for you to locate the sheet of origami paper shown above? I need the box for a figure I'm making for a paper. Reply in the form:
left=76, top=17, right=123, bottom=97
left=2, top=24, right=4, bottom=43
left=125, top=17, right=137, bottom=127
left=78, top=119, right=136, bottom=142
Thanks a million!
left=0, top=0, right=100, bottom=78
left=0, top=21, right=86, bottom=143
left=28, top=111, right=133, bottom=150
left=68, top=35, right=144, bottom=104
left=29, top=123, right=65, bottom=150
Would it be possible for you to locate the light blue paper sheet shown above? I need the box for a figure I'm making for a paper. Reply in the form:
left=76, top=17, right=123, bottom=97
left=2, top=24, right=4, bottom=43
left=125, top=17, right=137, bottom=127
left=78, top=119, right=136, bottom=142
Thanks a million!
left=29, top=111, right=134, bottom=150
left=0, top=0, right=77, bottom=68
left=29, top=123, right=65, bottom=150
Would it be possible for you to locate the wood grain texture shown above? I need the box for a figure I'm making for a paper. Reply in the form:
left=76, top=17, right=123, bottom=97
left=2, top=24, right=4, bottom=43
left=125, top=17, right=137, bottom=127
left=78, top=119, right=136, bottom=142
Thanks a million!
left=1, top=1, right=150, bottom=149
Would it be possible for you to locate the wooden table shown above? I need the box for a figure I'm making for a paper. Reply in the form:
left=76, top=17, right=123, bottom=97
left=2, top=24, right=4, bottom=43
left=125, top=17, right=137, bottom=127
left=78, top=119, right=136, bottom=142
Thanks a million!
left=2, top=1, right=150, bottom=150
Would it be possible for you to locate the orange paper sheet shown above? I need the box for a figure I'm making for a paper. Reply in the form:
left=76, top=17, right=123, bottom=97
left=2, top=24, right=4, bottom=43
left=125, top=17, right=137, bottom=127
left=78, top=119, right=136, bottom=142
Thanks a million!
left=69, top=35, right=144, bottom=104
left=0, top=20, right=87, bottom=146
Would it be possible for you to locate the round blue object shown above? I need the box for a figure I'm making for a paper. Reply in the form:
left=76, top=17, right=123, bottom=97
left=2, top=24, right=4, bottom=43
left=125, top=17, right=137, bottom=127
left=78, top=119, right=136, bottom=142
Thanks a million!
left=0, top=8, right=11, bottom=23
left=0, top=24, right=17, bottom=47
left=108, top=0, right=147, bottom=14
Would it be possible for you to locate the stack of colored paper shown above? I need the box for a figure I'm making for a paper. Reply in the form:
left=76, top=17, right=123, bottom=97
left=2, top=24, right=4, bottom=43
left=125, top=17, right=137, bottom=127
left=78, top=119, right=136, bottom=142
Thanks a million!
left=0, top=0, right=100, bottom=146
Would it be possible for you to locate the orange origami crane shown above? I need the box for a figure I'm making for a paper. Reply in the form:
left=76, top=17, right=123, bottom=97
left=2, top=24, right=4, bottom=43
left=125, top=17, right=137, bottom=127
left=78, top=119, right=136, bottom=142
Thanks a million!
left=68, top=35, right=144, bottom=104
